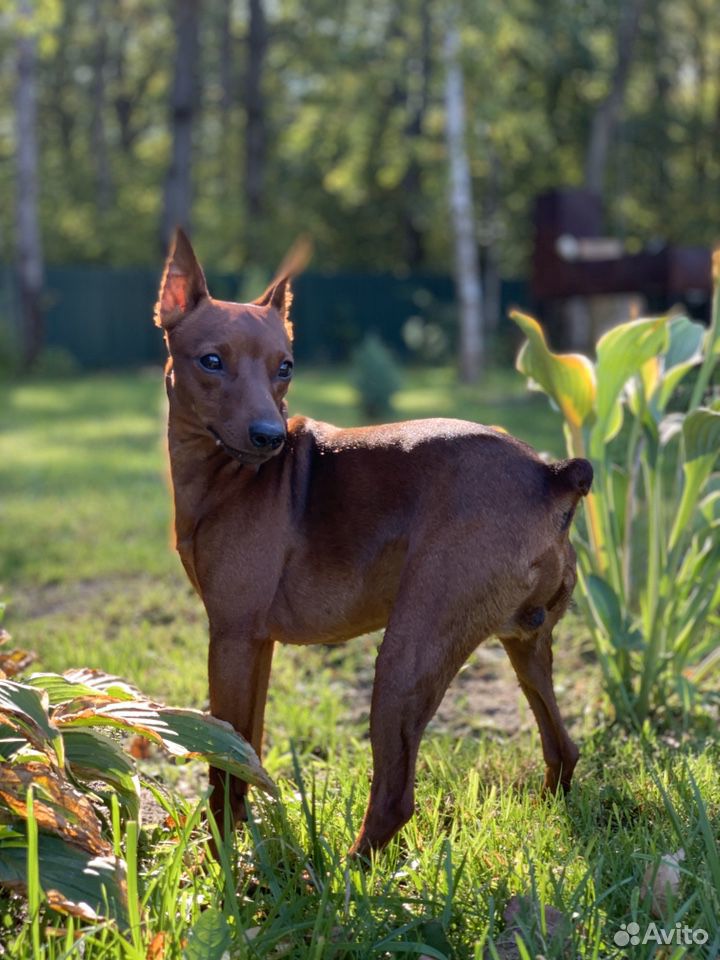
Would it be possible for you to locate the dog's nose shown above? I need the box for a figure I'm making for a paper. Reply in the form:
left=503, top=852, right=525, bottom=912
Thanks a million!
left=248, top=421, right=286, bottom=451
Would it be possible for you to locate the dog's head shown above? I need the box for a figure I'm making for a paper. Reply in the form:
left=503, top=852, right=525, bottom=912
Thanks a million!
left=155, top=230, right=306, bottom=466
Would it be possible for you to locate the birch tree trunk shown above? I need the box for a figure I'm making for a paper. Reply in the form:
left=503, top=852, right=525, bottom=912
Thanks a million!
left=443, top=13, right=483, bottom=382
left=161, top=0, right=200, bottom=248
left=584, top=0, right=645, bottom=197
left=15, top=0, right=44, bottom=368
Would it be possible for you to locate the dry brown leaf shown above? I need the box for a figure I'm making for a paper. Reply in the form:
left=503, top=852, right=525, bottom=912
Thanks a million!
left=1, top=869, right=123, bottom=923
left=641, top=849, right=685, bottom=918
left=0, top=648, right=37, bottom=678
left=128, top=734, right=154, bottom=759
left=45, top=887, right=103, bottom=921
left=0, top=761, right=111, bottom=856
left=489, top=894, right=570, bottom=959
left=147, top=931, right=168, bottom=959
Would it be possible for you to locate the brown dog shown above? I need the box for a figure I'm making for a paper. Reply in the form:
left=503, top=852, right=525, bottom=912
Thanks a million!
left=154, top=230, right=592, bottom=857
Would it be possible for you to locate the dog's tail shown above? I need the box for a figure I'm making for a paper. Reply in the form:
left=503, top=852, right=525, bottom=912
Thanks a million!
left=549, top=457, right=593, bottom=499
left=546, top=458, right=593, bottom=532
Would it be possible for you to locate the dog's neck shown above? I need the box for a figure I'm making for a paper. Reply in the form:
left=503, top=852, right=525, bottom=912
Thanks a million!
left=165, top=386, right=259, bottom=547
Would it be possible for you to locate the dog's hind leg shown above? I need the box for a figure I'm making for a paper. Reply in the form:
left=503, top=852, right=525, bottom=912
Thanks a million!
left=500, top=631, right=578, bottom=792
left=208, top=628, right=275, bottom=832
left=348, top=583, right=485, bottom=858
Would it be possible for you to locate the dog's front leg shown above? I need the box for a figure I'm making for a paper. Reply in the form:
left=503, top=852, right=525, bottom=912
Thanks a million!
left=208, top=626, right=274, bottom=832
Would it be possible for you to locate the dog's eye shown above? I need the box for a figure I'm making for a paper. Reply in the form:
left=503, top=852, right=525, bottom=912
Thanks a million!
left=199, top=353, right=223, bottom=371
left=277, top=360, right=293, bottom=380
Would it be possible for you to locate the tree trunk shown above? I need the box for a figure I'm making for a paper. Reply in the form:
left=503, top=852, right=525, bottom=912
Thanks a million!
left=443, top=13, right=483, bottom=382
left=584, top=0, right=645, bottom=197
left=244, top=0, right=268, bottom=226
left=90, top=0, right=112, bottom=215
left=50, top=1, right=76, bottom=159
left=161, top=0, right=201, bottom=249
left=219, top=0, right=234, bottom=119
left=479, top=137, right=501, bottom=335
left=15, top=0, right=44, bottom=368
left=401, top=0, right=431, bottom=269
left=217, top=0, right=234, bottom=191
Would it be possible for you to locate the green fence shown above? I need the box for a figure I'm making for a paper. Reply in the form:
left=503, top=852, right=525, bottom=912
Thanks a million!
left=28, top=267, right=528, bottom=369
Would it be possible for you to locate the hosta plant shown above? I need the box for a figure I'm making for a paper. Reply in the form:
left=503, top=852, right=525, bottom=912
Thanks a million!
left=510, top=252, right=720, bottom=727
left=0, top=647, right=276, bottom=923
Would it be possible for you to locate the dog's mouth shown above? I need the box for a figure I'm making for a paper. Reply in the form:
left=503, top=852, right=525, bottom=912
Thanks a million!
left=207, top=427, right=282, bottom=465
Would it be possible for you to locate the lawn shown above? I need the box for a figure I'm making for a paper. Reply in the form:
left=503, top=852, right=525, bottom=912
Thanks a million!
left=1, top=366, right=718, bottom=959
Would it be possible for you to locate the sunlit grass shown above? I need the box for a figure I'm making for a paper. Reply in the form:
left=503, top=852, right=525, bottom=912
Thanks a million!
left=1, top=367, right=718, bottom=958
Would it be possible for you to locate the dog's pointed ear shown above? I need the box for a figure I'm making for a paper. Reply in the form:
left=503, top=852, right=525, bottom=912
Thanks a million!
left=252, top=236, right=312, bottom=339
left=253, top=276, right=294, bottom=333
left=155, top=228, right=209, bottom=329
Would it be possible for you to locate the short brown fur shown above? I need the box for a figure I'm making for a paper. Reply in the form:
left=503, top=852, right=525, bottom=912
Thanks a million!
left=155, top=230, right=592, bottom=857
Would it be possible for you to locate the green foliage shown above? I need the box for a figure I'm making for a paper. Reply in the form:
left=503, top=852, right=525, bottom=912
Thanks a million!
left=2, top=1, right=720, bottom=273
left=0, top=664, right=275, bottom=922
left=351, top=333, right=402, bottom=419
left=30, top=345, right=80, bottom=379
left=511, top=259, right=720, bottom=726
left=0, top=317, right=21, bottom=378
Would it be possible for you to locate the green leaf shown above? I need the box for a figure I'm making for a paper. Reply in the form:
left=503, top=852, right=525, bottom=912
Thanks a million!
left=664, top=315, right=705, bottom=369
left=658, top=413, right=684, bottom=447
left=158, top=708, right=277, bottom=796
left=57, top=700, right=276, bottom=796
left=26, top=673, right=108, bottom=706
left=584, top=575, right=623, bottom=637
left=183, top=906, right=231, bottom=960
left=511, top=310, right=596, bottom=431
left=62, top=729, right=141, bottom=820
left=682, top=406, right=720, bottom=460
left=699, top=491, right=720, bottom=527
left=25, top=671, right=138, bottom=709
left=62, top=668, right=139, bottom=701
left=654, top=315, right=705, bottom=412
left=0, top=830, right=127, bottom=923
left=0, top=680, right=63, bottom=766
left=669, top=408, right=720, bottom=549
left=583, top=576, right=643, bottom=651
left=419, top=919, right=453, bottom=958
left=591, top=316, right=669, bottom=455
left=610, top=465, right=630, bottom=543
left=0, top=721, right=28, bottom=760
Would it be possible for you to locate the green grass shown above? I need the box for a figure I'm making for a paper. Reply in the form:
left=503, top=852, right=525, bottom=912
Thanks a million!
left=1, top=368, right=718, bottom=958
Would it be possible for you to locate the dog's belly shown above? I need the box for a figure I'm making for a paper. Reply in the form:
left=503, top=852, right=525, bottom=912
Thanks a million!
left=268, top=539, right=406, bottom=645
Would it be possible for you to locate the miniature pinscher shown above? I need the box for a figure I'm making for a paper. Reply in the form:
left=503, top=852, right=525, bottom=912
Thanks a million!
left=154, top=230, right=592, bottom=857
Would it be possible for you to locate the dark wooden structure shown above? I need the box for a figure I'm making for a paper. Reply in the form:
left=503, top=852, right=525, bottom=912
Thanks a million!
left=532, top=189, right=712, bottom=318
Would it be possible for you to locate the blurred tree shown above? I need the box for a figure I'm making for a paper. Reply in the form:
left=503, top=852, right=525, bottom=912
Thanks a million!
left=444, top=7, right=483, bottom=381
left=0, top=0, right=719, bottom=341
left=161, top=0, right=201, bottom=249
left=90, top=0, right=113, bottom=215
left=15, top=0, right=44, bottom=367
left=400, top=0, right=431, bottom=268
left=584, top=0, right=646, bottom=200
left=244, top=0, right=268, bottom=238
